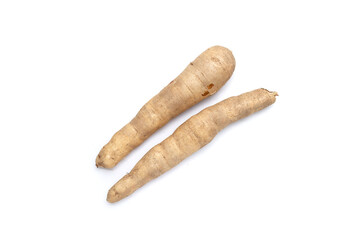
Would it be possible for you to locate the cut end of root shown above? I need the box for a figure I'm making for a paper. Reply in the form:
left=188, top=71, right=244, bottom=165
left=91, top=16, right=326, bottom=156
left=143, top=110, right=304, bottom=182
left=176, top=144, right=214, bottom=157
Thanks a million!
left=261, top=88, right=279, bottom=97
left=95, top=154, right=104, bottom=168
left=96, top=150, right=117, bottom=169
left=95, top=159, right=115, bottom=169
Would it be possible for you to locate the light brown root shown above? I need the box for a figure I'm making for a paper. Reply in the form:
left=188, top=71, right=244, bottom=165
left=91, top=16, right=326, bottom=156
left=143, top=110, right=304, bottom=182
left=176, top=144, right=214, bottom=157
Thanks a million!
left=107, top=88, right=278, bottom=203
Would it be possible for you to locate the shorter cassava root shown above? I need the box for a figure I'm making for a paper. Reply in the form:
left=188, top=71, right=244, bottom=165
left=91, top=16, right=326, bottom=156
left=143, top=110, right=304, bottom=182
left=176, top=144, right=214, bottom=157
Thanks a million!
left=107, top=88, right=278, bottom=203
left=96, top=46, right=235, bottom=168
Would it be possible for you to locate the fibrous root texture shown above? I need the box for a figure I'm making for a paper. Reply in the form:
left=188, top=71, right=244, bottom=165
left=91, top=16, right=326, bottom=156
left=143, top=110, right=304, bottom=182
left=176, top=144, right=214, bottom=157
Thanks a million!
left=96, top=46, right=235, bottom=168
left=107, top=88, right=278, bottom=203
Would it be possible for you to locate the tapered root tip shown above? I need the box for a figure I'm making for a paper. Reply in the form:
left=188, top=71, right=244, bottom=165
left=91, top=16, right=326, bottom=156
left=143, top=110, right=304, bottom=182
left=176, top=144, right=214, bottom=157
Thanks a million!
left=107, top=188, right=118, bottom=203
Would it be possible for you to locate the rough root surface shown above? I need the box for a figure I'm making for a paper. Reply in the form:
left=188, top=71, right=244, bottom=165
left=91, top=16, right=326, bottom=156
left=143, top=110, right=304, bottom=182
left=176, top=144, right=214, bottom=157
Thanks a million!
left=107, top=88, right=278, bottom=203
left=96, top=46, right=236, bottom=168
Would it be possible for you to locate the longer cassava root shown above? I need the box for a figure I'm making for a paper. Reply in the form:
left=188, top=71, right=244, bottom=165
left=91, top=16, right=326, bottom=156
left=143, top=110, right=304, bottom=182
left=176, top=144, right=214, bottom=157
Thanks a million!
left=96, top=46, right=235, bottom=168
left=107, top=88, right=278, bottom=203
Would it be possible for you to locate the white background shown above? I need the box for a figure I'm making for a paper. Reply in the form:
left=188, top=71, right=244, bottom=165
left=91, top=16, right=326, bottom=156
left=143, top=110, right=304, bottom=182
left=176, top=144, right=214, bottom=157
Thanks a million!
left=1, top=0, right=359, bottom=239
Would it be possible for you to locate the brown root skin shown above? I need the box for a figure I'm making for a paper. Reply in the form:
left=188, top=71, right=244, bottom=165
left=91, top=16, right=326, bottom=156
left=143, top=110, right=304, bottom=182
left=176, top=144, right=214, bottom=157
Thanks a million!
left=95, top=155, right=111, bottom=169
left=96, top=46, right=236, bottom=169
left=107, top=88, right=278, bottom=203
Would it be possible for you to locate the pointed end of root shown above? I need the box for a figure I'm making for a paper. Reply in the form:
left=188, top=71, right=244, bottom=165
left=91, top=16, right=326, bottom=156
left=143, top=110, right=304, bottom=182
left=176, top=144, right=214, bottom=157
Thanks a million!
left=106, top=174, right=138, bottom=203
left=107, top=188, right=119, bottom=203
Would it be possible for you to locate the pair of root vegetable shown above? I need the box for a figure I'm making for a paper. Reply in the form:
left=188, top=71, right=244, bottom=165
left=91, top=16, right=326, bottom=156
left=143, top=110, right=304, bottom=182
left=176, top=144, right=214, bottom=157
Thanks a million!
left=96, top=46, right=277, bottom=203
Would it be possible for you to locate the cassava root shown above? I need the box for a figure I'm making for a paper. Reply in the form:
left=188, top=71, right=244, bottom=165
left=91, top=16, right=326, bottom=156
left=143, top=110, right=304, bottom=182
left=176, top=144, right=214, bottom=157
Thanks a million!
left=107, top=88, right=278, bottom=203
left=96, top=46, right=235, bottom=168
